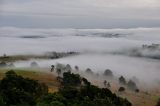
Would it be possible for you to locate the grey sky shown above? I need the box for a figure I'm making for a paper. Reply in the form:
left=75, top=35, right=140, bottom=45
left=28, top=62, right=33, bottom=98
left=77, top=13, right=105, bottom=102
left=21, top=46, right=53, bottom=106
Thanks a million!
left=0, top=0, right=160, bottom=28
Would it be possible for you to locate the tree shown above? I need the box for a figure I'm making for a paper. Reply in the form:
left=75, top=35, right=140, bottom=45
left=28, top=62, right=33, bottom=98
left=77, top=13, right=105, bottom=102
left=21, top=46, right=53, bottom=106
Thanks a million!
left=30, top=61, right=39, bottom=67
left=103, top=80, right=107, bottom=87
left=119, top=76, right=126, bottom=85
left=66, top=64, right=72, bottom=72
left=85, top=68, right=94, bottom=75
left=103, top=69, right=113, bottom=77
left=75, top=65, right=79, bottom=71
left=50, top=65, right=55, bottom=72
left=62, top=72, right=81, bottom=86
left=56, top=69, right=62, bottom=77
left=127, top=80, right=137, bottom=91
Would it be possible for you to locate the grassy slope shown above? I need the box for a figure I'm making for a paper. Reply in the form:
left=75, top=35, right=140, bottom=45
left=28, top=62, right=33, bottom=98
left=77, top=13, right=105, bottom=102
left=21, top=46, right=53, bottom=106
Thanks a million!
left=0, top=68, right=60, bottom=93
left=0, top=68, right=159, bottom=106
left=91, top=79, right=160, bottom=106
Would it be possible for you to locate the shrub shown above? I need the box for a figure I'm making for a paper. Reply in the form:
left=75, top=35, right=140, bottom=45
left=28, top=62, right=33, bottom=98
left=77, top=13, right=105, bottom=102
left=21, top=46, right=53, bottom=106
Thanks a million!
left=118, top=87, right=125, bottom=92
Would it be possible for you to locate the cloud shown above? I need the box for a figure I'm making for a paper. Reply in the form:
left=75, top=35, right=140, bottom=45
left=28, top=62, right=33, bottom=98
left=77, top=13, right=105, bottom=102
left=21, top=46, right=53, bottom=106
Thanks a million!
left=0, top=0, right=160, bottom=28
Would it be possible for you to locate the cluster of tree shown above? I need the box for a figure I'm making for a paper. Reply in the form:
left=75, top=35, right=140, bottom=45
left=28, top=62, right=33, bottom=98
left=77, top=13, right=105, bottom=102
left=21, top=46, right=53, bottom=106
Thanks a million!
left=46, top=51, right=79, bottom=59
left=0, top=70, right=132, bottom=106
left=118, top=76, right=139, bottom=92
left=0, top=70, right=48, bottom=106
left=39, top=71, right=132, bottom=106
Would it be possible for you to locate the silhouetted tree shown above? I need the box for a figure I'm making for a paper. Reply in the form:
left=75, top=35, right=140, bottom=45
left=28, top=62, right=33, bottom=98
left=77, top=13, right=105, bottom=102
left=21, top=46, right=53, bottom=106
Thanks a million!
left=85, top=68, right=94, bottom=75
left=75, top=65, right=79, bottom=71
left=119, top=76, right=126, bottom=85
left=0, top=70, right=48, bottom=106
left=103, top=69, right=113, bottom=77
left=103, top=80, right=107, bottom=87
left=51, top=65, right=55, bottom=72
left=127, top=80, right=137, bottom=91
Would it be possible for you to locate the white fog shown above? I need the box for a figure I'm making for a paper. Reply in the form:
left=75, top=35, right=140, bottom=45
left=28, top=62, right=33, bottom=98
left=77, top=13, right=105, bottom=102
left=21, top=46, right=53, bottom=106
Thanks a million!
left=0, top=27, right=160, bottom=87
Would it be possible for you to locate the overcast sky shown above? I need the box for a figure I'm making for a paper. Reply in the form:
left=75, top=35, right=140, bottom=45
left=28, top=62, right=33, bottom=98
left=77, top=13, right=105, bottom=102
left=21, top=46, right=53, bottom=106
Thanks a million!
left=0, top=0, right=160, bottom=28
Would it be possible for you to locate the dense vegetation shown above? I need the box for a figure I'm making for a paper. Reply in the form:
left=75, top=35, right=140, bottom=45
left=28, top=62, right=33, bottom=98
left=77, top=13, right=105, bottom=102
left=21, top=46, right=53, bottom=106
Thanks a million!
left=0, top=70, right=132, bottom=106
left=0, top=70, right=48, bottom=106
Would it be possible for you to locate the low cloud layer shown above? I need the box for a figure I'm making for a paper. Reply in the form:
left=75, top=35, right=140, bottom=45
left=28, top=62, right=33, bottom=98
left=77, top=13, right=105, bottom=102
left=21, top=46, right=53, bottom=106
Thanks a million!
left=1, top=27, right=160, bottom=87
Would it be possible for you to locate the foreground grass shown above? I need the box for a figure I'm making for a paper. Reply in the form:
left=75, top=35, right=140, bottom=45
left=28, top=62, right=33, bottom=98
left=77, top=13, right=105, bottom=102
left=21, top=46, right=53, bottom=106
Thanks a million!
left=0, top=68, right=60, bottom=93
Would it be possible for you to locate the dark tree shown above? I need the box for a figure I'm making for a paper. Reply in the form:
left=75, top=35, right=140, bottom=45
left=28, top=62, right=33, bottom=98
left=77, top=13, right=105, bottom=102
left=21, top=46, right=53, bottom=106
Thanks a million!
left=103, top=80, right=107, bottom=87
left=85, top=68, right=94, bottom=75
left=62, top=72, right=81, bottom=86
left=51, top=65, right=55, bottom=72
left=0, top=70, right=48, bottom=106
left=75, top=65, right=79, bottom=71
left=119, top=76, right=126, bottom=85
left=103, top=69, right=113, bottom=77
left=127, top=80, right=137, bottom=91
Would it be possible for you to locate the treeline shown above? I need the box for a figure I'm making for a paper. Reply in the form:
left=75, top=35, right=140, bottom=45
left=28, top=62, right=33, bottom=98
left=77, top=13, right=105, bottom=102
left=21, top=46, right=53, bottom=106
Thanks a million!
left=51, top=63, right=139, bottom=93
left=0, top=70, right=132, bottom=106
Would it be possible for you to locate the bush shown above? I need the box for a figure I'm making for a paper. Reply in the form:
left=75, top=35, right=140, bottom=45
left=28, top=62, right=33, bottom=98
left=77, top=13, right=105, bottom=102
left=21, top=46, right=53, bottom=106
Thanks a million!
left=135, top=89, right=139, bottom=93
left=118, top=87, right=125, bottom=92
